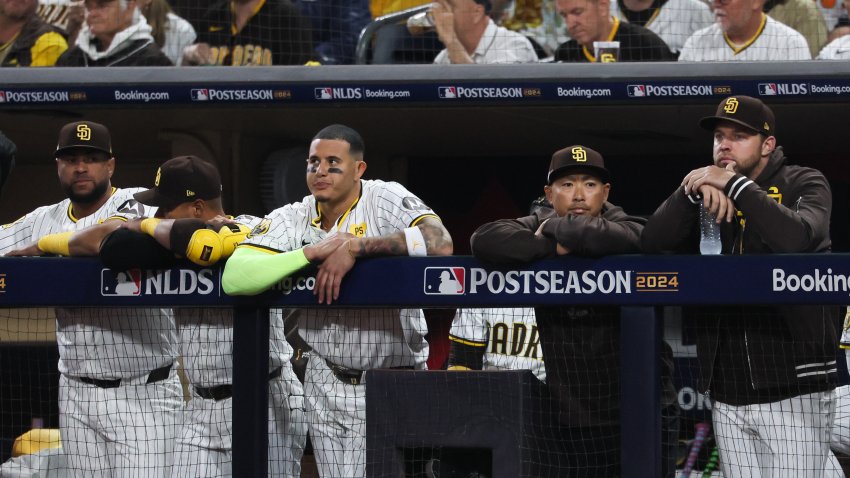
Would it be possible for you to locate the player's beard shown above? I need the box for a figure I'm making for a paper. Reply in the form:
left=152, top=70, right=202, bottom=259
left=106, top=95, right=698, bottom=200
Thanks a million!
left=64, top=178, right=110, bottom=205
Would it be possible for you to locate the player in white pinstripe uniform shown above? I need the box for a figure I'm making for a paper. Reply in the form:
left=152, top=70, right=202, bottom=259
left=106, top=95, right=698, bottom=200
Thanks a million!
left=679, top=3, right=811, bottom=61
left=126, top=156, right=308, bottom=478
left=830, top=309, right=850, bottom=458
left=23, top=155, right=312, bottom=477
left=2, top=121, right=181, bottom=477
left=448, top=308, right=546, bottom=382
left=610, top=0, right=713, bottom=55
left=223, top=124, right=454, bottom=478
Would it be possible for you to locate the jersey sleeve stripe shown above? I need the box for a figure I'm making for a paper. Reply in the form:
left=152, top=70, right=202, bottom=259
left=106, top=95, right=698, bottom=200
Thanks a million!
left=448, top=334, right=487, bottom=347
left=409, top=214, right=440, bottom=227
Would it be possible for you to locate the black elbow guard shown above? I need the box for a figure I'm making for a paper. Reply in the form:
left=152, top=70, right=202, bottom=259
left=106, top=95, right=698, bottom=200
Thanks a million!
left=100, top=228, right=177, bottom=270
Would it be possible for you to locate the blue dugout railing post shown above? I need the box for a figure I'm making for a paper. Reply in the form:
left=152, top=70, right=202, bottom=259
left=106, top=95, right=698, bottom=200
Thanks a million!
left=232, top=305, right=270, bottom=478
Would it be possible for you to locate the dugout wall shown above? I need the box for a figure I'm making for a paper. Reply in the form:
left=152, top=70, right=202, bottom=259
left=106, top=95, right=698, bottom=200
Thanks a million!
left=2, top=62, right=850, bottom=251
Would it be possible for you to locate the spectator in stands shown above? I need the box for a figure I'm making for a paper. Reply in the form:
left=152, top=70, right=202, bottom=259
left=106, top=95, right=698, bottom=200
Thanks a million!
left=554, top=0, right=675, bottom=61
left=818, top=0, right=850, bottom=57
left=56, top=0, right=172, bottom=66
left=0, top=130, right=14, bottom=196
left=139, top=0, right=195, bottom=65
left=179, top=0, right=312, bottom=66
left=501, top=0, right=569, bottom=58
left=37, top=0, right=84, bottom=45
left=678, top=0, right=811, bottom=60
left=1, top=0, right=67, bottom=66
left=818, top=23, right=850, bottom=56
left=642, top=95, right=840, bottom=477
left=293, top=0, right=371, bottom=64
left=1, top=120, right=181, bottom=477
left=610, top=0, right=713, bottom=56
left=470, top=145, right=646, bottom=476
left=765, top=0, right=828, bottom=58
left=432, top=0, right=538, bottom=63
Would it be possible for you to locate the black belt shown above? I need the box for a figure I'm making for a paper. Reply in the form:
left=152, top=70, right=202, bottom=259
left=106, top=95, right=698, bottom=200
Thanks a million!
left=194, top=366, right=283, bottom=401
left=325, top=359, right=413, bottom=386
left=77, top=363, right=173, bottom=389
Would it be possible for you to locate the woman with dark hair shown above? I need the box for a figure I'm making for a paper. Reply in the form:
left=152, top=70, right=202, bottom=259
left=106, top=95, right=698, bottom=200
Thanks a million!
left=139, top=0, right=195, bottom=64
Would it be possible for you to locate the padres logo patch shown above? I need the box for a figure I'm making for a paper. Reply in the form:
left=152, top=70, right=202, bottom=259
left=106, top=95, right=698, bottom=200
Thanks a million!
left=572, top=147, right=587, bottom=162
left=767, top=186, right=782, bottom=204
left=248, top=218, right=272, bottom=237
left=723, top=98, right=739, bottom=114
left=76, top=124, right=91, bottom=141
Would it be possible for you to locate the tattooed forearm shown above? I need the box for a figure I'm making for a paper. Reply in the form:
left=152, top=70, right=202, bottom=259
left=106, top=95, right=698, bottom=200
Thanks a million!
left=350, top=217, right=454, bottom=258
left=418, top=217, right=453, bottom=256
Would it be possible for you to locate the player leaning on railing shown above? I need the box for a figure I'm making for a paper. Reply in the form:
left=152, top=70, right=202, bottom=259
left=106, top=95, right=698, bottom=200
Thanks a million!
left=0, top=120, right=181, bottom=477
left=642, top=95, right=842, bottom=477
left=8, top=154, right=352, bottom=478
left=223, top=124, right=453, bottom=478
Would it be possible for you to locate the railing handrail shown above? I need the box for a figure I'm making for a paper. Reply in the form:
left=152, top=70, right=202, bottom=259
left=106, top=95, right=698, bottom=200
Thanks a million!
left=355, top=5, right=432, bottom=65
left=1, top=254, right=848, bottom=307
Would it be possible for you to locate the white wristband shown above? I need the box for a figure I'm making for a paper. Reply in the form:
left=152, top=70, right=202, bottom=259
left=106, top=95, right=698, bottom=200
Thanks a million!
left=403, top=227, right=427, bottom=257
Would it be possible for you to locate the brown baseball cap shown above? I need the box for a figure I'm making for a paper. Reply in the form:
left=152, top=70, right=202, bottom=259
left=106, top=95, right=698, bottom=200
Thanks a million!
left=134, top=155, right=222, bottom=208
left=699, top=95, right=775, bottom=136
left=55, top=121, right=113, bottom=157
left=548, top=145, right=610, bottom=184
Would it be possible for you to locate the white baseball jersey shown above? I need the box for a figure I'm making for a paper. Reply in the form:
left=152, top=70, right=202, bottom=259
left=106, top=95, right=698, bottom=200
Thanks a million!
left=450, top=308, right=546, bottom=382
left=177, top=214, right=297, bottom=387
left=679, top=14, right=812, bottom=61
left=611, top=0, right=714, bottom=54
left=240, top=179, right=434, bottom=370
left=434, top=18, right=539, bottom=64
left=0, top=187, right=178, bottom=379
left=817, top=35, right=850, bottom=60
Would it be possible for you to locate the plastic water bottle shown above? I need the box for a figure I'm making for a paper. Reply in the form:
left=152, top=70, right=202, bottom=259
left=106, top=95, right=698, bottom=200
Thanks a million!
left=699, top=203, right=722, bottom=255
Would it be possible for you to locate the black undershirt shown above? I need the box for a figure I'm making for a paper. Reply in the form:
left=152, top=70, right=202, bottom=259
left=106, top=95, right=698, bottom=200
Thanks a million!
left=618, top=0, right=668, bottom=26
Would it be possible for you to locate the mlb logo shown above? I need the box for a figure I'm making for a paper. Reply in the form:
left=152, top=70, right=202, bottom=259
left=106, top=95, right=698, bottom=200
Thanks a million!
left=101, top=269, right=142, bottom=296
left=424, top=267, right=465, bottom=295
left=438, top=87, right=457, bottom=99
left=627, top=85, right=646, bottom=97
left=758, top=83, right=778, bottom=96
left=315, top=88, right=333, bottom=100
left=190, top=89, right=209, bottom=101
left=0, top=91, right=5, bottom=103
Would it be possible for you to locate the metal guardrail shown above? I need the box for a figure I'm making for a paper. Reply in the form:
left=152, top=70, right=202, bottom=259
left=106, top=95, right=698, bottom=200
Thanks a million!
left=355, top=5, right=432, bottom=65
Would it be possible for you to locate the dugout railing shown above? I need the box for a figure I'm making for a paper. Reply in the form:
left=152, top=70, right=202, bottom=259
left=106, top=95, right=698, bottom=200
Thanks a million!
left=2, top=254, right=849, bottom=477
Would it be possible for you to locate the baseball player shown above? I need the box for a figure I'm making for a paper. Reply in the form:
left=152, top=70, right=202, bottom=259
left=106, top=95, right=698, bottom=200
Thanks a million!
left=448, top=307, right=546, bottom=382
left=830, top=309, right=850, bottom=458
left=678, top=0, right=811, bottom=61
left=22, top=155, right=345, bottom=477
left=223, top=124, right=454, bottom=477
left=1, top=121, right=181, bottom=477
left=643, top=96, right=840, bottom=477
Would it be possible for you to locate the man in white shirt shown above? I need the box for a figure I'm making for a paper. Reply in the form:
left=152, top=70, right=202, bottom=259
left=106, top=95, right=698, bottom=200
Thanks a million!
left=817, top=31, right=850, bottom=58
left=431, top=0, right=538, bottom=63
left=679, top=0, right=811, bottom=60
